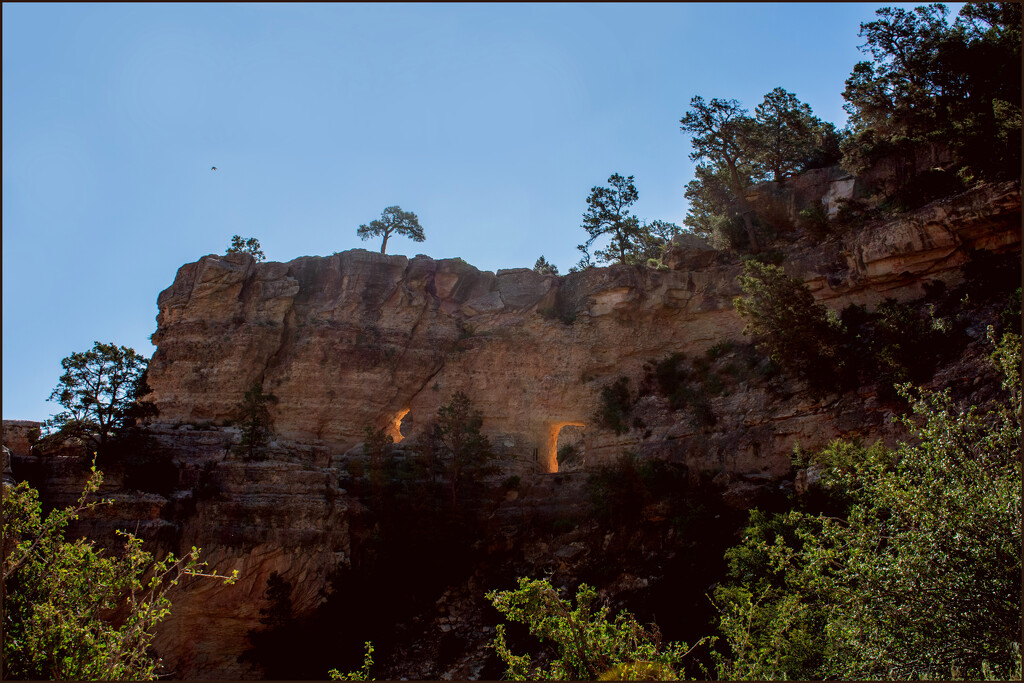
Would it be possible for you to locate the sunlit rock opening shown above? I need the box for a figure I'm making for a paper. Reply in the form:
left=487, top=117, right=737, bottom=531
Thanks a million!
left=389, top=408, right=411, bottom=443
left=545, top=421, right=586, bottom=473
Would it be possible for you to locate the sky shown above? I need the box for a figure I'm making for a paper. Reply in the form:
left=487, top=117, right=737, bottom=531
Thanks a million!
left=3, top=2, right=952, bottom=422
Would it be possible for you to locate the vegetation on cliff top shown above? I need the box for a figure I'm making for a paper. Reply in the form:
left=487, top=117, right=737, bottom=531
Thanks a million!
left=678, top=2, right=1020, bottom=253
left=357, top=205, right=425, bottom=255
left=226, top=235, right=266, bottom=262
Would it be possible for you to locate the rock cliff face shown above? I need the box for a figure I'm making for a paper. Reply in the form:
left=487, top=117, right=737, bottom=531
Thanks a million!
left=5, top=178, right=1019, bottom=679
left=147, top=180, right=1020, bottom=473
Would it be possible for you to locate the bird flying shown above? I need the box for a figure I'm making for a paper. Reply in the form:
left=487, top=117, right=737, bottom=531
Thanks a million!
left=211, top=166, right=218, bottom=171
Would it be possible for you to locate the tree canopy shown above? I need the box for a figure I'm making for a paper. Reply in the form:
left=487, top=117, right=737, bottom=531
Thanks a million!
left=749, top=87, right=834, bottom=182
left=431, top=391, right=492, bottom=506
left=841, top=2, right=1021, bottom=181
left=734, top=261, right=847, bottom=392
left=357, top=206, right=425, bottom=254
left=680, top=90, right=838, bottom=251
left=43, top=343, right=153, bottom=454
left=226, top=235, right=265, bottom=261
left=533, top=256, right=558, bottom=275
left=578, top=173, right=643, bottom=265
left=234, top=380, right=274, bottom=460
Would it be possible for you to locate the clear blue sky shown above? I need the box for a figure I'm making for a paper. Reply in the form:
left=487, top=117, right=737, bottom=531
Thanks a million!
left=3, top=3, right=945, bottom=421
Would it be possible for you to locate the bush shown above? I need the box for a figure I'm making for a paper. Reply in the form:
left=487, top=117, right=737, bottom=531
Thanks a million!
left=712, top=332, right=1022, bottom=680
left=685, top=390, right=716, bottom=428
left=595, top=377, right=633, bottom=435
left=329, top=642, right=374, bottom=680
left=708, top=214, right=750, bottom=251
left=2, top=467, right=236, bottom=679
left=234, top=381, right=274, bottom=460
left=487, top=577, right=697, bottom=680
left=226, top=235, right=265, bottom=261
left=797, top=204, right=831, bottom=240
left=871, top=298, right=941, bottom=388
left=1001, top=287, right=1022, bottom=334
left=650, top=354, right=688, bottom=403
left=705, top=341, right=735, bottom=360
left=734, top=260, right=850, bottom=393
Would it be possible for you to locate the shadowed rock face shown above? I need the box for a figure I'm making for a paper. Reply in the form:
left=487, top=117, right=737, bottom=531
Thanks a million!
left=5, top=179, right=1019, bottom=679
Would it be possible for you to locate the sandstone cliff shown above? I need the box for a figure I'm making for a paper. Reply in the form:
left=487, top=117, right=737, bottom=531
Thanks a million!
left=5, top=177, right=1019, bottom=679
left=146, top=179, right=1020, bottom=474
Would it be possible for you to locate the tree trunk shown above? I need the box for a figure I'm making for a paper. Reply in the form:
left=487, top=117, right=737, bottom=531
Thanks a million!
left=380, top=232, right=390, bottom=254
left=726, top=156, right=761, bottom=251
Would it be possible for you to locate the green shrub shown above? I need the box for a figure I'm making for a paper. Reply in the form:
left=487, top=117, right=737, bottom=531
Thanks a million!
left=797, top=203, right=831, bottom=239
left=233, top=381, right=274, bottom=460
left=329, top=642, right=375, bottom=681
left=712, top=332, right=1022, bottom=680
left=2, top=468, right=236, bottom=680
left=734, top=260, right=850, bottom=393
left=596, top=377, right=633, bottom=435
left=1001, top=287, right=1021, bottom=334
left=709, top=214, right=751, bottom=251
left=703, top=373, right=724, bottom=397
left=868, top=298, right=950, bottom=400
left=487, top=577, right=696, bottom=680
left=686, top=391, right=717, bottom=428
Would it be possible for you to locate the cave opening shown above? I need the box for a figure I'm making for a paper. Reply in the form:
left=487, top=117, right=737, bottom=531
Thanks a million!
left=389, top=408, right=412, bottom=443
left=545, top=421, right=586, bottom=473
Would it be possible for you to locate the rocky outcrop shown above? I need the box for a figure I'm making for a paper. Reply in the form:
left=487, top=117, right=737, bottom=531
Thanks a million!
left=3, top=419, right=40, bottom=458
left=146, top=181, right=1019, bottom=474
left=5, top=178, right=1019, bottom=679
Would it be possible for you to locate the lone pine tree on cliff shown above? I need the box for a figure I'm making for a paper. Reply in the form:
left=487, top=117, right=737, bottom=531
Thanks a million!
left=578, top=173, right=642, bottom=265
left=357, top=205, right=425, bottom=254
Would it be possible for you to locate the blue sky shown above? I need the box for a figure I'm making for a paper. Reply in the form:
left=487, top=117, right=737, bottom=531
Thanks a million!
left=3, top=3, right=942, bottom=421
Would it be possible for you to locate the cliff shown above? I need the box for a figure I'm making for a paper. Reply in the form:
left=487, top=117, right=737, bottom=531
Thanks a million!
left=5, top=177, right=1020, bottom=679
left=147, top=179, right=1020, bottom=473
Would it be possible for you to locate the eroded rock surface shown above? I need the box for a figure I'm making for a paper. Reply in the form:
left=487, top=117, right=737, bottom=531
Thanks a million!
left=147, top=180, right=1020, bottom=473
left=5, top=178, right=1019, bottom=679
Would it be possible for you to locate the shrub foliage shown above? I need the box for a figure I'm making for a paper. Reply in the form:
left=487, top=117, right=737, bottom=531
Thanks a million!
left=2, top=467, right=236, bottom=680
left=712, top=330, right=1022, bottom=680
left=487, top=577, right=697, bottom=680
